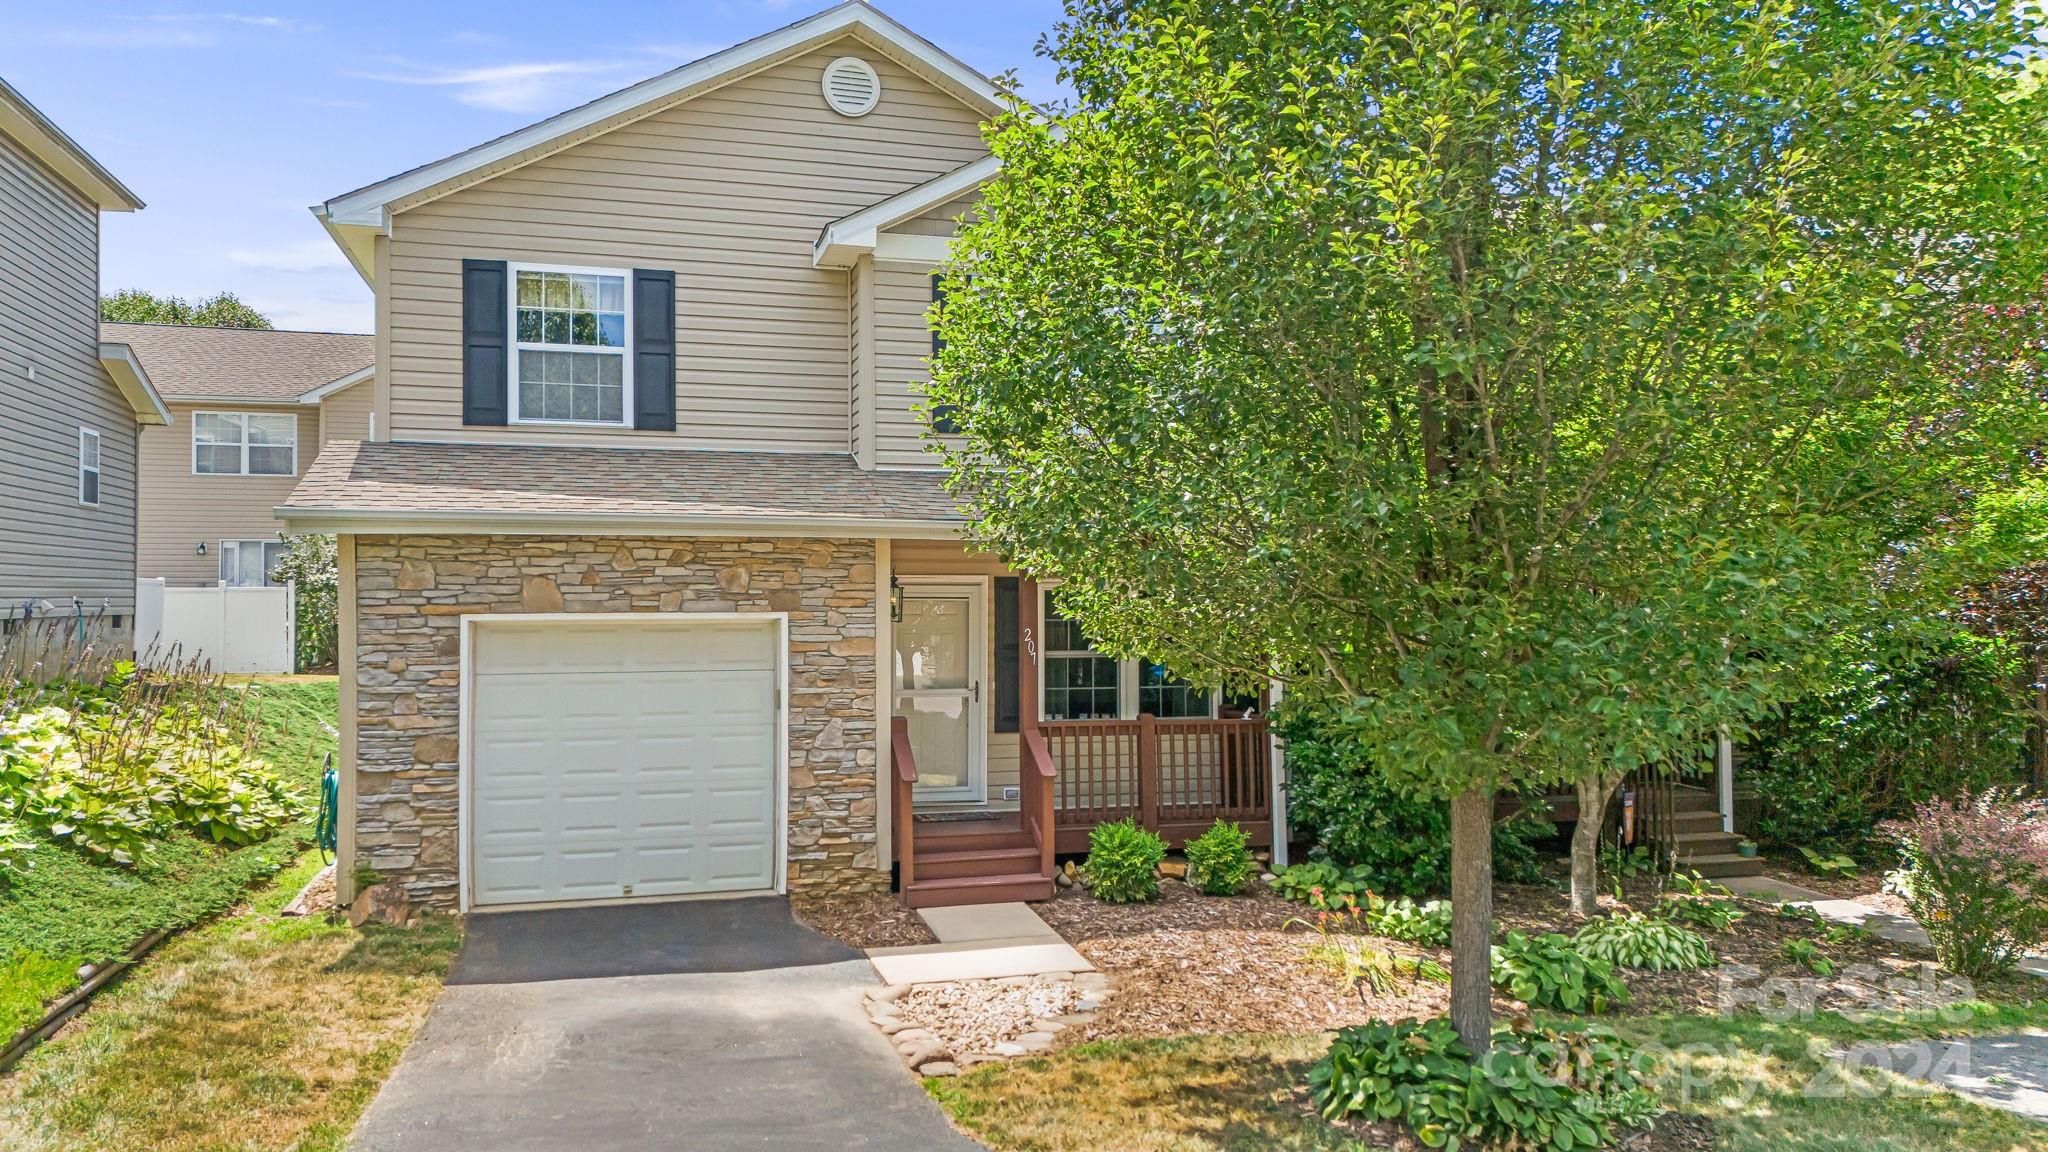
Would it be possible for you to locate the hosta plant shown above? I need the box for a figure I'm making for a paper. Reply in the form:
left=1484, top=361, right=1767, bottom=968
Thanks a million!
left=1656, top=871, right=1745, bottom=932
left=1366, top=896, right=1453, bottom=948
left=1081, top=818, right=1167, bottom=903
left=1491, top=931, right=1629, bottom=1014
left=1574, top=914, right=1717, bottom=972
left=1182, top=819, right=1256, bottom=895
left=1310, top=1017, right=1659, bottom=1149
left=1269, top=859, right=1377, bottom=913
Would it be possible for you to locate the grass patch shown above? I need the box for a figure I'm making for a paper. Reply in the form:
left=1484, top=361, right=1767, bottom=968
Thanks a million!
left=0, top=852, right=462, bottom=1152
left=0, top=678, right=338, bottom=1039
left=931, top=1005, right=2048, bottom=1152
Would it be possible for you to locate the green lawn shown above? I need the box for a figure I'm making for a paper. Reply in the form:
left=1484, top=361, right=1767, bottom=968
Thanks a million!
left=0, top=678, right=339, bottom=1040
left=0, top=852, right=462, bottom=1152
left=930, top=1004, right=2048, bottom=1151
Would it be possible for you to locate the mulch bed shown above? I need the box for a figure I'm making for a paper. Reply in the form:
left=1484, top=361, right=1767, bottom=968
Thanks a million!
left=1039, top=881, right=1456, bottom=1042
left=790, top=892, right=938, bottom=949
left=1315, top=1100, right=1716, bottom=1152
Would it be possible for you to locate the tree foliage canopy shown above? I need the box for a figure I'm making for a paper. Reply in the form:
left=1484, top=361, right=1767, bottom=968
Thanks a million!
left=99, top=289, right=272, bottom=329
left=933, top=0, right=2048, bottom=803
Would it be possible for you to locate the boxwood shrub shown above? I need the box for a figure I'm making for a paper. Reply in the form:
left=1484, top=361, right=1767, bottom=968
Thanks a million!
left=1081, top=818, right=1167, bottom=903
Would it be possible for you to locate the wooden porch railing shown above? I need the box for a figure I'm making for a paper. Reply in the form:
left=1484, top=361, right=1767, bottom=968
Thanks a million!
left=890, top=716, right=919, bottom=889
left=1040, top=715, right=1272, bottom=850
left=1021, top=725, right=1058, bottom=877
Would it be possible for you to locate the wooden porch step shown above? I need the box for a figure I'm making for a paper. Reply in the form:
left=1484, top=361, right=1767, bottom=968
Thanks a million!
left=1668, top=811, right=1727, bottom=834
left=1671, top=829, right=1745, bottom=856
left=913, top=824, right=1033, bottom=855
left=1681, top=852, right=1767, bottom=880
left=914, top=844, right=1044, bottom=880
left=901, top=872, right=1056, bottom=908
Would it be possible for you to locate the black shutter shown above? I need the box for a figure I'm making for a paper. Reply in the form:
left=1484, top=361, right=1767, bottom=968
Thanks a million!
left=460, top=259, right=508, bottom=426
left=993, top=576, right=1020, bottom=733
left=633, top=268, right=677, bottom=431
left=929, top=273, right=961, bottom=434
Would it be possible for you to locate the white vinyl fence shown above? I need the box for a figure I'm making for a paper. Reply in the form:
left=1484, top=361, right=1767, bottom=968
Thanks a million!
left=134, top=579, right=295, bottom=674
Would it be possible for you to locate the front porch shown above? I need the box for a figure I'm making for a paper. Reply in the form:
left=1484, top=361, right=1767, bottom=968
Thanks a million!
left=883, top=540, right=1281, bottom=908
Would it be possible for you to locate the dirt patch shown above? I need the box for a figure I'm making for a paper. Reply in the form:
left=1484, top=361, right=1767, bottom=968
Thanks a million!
left=790, top=892, right=937, bottom=949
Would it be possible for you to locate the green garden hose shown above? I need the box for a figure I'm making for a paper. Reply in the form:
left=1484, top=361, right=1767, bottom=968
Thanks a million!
left=315, top=753, right=338, bottom=862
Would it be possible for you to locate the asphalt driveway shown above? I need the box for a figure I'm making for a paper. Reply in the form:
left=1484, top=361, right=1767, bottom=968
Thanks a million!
left=348, top=897, right=983, bottom=1152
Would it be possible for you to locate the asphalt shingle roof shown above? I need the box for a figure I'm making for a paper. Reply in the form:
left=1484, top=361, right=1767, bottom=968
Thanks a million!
left=282, top=440, right=964, bottom=527
left=100, top=323, right=373, bottom=403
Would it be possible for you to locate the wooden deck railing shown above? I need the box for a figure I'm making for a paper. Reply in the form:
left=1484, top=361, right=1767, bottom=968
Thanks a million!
left=1040, top=715, right=1272, bottom=851
left=890, top=716, right=919, bottom=889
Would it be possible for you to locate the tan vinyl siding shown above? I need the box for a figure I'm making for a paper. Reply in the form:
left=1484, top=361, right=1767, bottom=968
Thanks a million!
left=0, top=134, right=138, bottom=618
left=873, top=261, right=953, bottom=469
left=320, top=378, right=373, bottom=443
left=137, top=403, right=320, bottom=585
left=383, top=41, right=990, bottom=452
left=890, top=539, right=1020, bottom=804
left=890, top=193, right=978, bottom=238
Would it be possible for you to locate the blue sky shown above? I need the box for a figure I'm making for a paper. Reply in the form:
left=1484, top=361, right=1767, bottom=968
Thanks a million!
left=0, top=1, right=1065, bottom=333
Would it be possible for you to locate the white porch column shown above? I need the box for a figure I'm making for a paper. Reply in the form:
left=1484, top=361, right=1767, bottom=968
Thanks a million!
left=1268, top=678, right=1288, bottom=869
left=1716, top=734, right=1736, bottom=834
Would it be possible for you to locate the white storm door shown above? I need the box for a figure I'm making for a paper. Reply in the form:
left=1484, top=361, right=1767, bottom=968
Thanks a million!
left=469, top=619, right=779, bottom=908
left=893, top=585, right=986, bottom=803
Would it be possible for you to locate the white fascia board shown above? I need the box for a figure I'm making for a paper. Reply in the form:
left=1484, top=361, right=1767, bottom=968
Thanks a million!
left=813, top=153, right=998, bottom=268
left=96, top=342, right=171, bottom=425
left=299, top=365, right=375, bottom=405
left=0, top=78, right=143, bottom=211
left=273, top=506, right=969, bottom=540
left=319, top=2, right=1009, bottom=230
left=314, top=205, right=380, bottom=289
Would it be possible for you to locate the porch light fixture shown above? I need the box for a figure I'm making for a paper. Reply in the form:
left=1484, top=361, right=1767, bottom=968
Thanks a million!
left=889, top=576, right=902, bottom=622
left=195, top=541, right=207, bottom=555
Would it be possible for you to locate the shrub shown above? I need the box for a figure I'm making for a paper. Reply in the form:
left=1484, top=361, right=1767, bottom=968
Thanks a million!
left=1491, top=931, right=1629, bottom=1013
left=1183, top=819, right=1256, bottom=895
left=1881, top=791, right=2048, bottom=978
left=1574, top=914, right=1717, bottom=971
left=273, top=533, right=338, bottom=671
left=1278, top=708, right=1553, bottom=896
left=1748, top=628, right=2030, bottom=854
left=1366, top=896, right=1453, bottom=948
left=1310, top=1017, right=1659, bottom=1149
left=1081, top=818, right=1166, bottom=903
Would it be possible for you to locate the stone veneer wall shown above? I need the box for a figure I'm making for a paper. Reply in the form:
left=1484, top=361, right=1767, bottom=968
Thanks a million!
left=351, top=535, right=881, bottom=908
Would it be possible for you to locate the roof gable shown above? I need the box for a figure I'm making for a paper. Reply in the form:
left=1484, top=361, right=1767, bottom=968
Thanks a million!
left=101, top=323, right=373, bottom=404
left=0, top=77, right=141, bottom=211
left=318, top=2, right=1008, bottom=238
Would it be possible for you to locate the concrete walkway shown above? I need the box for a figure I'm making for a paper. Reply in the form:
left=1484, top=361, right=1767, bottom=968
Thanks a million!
left=865, top=902, right=1092, bottom=985
left=1836, top=1032, right=2048, bottom=1122
left=348, top=899, right=982, bottom=1152
left=1722, top=875, right=2048, bottom=978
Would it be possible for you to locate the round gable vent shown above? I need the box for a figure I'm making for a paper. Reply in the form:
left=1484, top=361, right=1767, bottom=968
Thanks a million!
left=821, top=56, right=881, bottom=117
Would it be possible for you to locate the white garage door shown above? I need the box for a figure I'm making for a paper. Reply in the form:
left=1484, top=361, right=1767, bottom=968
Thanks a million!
left=468, top=618, right=779, bottom=908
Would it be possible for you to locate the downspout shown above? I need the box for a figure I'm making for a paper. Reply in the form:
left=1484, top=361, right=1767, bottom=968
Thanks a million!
left=1269, top=678, right=1288, bottom=869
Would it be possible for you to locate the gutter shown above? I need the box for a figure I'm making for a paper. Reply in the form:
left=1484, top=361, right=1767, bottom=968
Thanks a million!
left=273, top=505, right=968, bottom=540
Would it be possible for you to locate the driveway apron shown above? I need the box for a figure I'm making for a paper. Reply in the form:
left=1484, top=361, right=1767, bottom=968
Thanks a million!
left=348, top=897, right=984, bottom=1151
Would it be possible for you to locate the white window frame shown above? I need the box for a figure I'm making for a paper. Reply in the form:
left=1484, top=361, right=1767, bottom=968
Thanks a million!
left=1036, top=584, right=1218, bottom=721
left=219, top=538, right=286, bottom=588
left=77, top=427, right=100, bottom=506
left=191, top=410, right=298, bottom=477
left=507, top=261, right=635, bottom=428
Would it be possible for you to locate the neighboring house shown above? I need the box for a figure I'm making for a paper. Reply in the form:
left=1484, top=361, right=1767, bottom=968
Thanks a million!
left=110, top=323, right=372, bottom=588
left=0, top=77, right=167, bottom=652
left=286, top=2, right=1754, bottom=915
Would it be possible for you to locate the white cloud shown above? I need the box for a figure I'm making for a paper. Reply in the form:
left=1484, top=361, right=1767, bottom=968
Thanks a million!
left=226, top=239, right=350, bottom=274
left=347, top=58, right=646, bottom=114
left=126, top=13, right=315, bottom=31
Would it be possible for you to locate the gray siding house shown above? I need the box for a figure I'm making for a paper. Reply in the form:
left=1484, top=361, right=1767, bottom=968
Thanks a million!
left=0, top=77, right=166, bottom=648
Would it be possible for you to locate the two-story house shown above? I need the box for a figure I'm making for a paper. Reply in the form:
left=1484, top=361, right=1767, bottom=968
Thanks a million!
left=1, top=77, right=168, bottom=654
left=286, top=2, right=1286, bottom=915
left=111, top=322, right=372, bottom=589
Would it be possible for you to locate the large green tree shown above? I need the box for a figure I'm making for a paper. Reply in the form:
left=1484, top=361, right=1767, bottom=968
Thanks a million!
left=100, top=289, right=271, bottom=329
left=932, top=0, right=2048, bottom=1050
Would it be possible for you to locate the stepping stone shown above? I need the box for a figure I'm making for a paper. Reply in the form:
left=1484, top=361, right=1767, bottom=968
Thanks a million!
left=918, top=902, right=1059, bottom=944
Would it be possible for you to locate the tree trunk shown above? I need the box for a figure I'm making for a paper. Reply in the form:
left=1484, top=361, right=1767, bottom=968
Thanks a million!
left=1448, top=786, right=1495, bottom=1054
left=1569, top=771, right=1624, bottom=918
